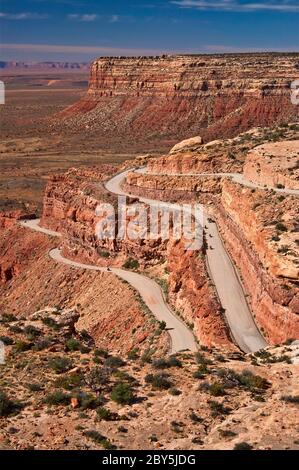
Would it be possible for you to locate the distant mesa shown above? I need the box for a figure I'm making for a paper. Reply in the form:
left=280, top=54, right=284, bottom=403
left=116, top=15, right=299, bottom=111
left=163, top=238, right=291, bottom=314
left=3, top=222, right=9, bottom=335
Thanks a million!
left=58, top=53, right=299, bottom=147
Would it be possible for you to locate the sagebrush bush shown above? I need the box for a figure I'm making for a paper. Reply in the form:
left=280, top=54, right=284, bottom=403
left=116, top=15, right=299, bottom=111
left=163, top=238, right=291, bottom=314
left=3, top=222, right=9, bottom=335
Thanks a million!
left=145, top=373, right=173, bottom=390
left=48, top=356, right=73, bottom=374
left=111, top=382, right=134, bottom=405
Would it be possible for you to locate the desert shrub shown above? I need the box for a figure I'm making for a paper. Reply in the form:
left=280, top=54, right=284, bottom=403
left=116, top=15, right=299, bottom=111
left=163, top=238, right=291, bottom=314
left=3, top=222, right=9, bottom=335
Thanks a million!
left=44, top=391, right=70, bottom=406
left=159, top=321, right=167, bottom=330
left=33, top=337, right=52, bottom=351
left=99, top=251, right=110, bottom=258
left=237, top=370, right=270, bottom=391
left=152, top=356, right=182, bottom=369
left=76, top=392, right=103, bottom=410
left=42, top=316, right=60, bottom=330
left=275, top=222, right=288, bottom=232
left=0, top=336, right=14, bottom=345
left=94, top=348, right=109, bottom=358
left=54, top=373, right=84, bottom=391
left=49, top=356, right=73, bottom=374
left=208, top=381, right=227, bottom=397
left=216, top=368, right=270, bottom=391
left=9, top=325, right=23, bottom=334
left=113, top=370, right=137, bottom=384
left=65, top=337, right=81, bottom=352
left=140, top=348, right=154, bottom=364
left=233, top=442, right=253, bottom=450
left=195, top=352, right=213, bottom=366
left=118, top=426, right=128, bottom=433
left=84, top=430, right=116, bottom=449
left=27, top=383, right=43, bottom=392
left=96, top=407, right=119, bottom=421
left=127, top=348, right=139, bottom=360
left=85, top=367, right=110, bottom=392
left=0, top=313, right=17, bottom=323
left=24, top=325, right=41, bottom=340
left=0, top=391, right=23, bottom=417
left=122, top=258, right=139, bottom=270
left=208, top=400, right=231, bottom=417
left=169, top=387, right=182, bottom=396
left=189, top=411, right=202, bottom=423
left=281, top=395, right=299, bottom=404
left=193, top=364, right=209, bottom=378
left=218, top=429, right=237, bottom=438
left=105, top=356, right=125, bottom=369
left=111, top=382, right=134, bottom=405
left=145, top=373, right=173, bottom=390
left=14, top=340, right=32, bottom=353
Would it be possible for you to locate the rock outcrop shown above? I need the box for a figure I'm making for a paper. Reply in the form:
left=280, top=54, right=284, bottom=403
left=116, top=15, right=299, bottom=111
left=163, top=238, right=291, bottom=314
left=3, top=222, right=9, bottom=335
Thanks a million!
left=244, top=140, right=299, bottom=190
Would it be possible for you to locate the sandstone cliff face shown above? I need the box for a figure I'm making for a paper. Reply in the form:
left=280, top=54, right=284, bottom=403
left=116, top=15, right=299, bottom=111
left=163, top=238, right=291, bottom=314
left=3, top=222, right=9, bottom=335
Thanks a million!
left=167, top=239, right=233, bottom=349
left=244, top=140, right=299, bottom=190
left=217, top=180, right=299, bottom=344
left=60, top=54, right=299, bottom=145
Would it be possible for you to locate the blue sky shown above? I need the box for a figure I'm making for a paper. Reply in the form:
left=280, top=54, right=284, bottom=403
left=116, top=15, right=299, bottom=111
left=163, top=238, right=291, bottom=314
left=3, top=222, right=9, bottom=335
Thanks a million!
left=1, top=0, right=299, bottom=61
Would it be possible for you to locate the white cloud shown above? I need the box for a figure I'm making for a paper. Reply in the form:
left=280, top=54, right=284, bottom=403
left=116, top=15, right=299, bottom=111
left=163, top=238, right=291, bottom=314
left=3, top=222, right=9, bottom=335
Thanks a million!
left=171, top=1, right=299, bottom=12
left=110, top=15, right=120, bottom=23
left=67, top=13, right=98, bottom=22
left=0, top=12, right=49, bottom=20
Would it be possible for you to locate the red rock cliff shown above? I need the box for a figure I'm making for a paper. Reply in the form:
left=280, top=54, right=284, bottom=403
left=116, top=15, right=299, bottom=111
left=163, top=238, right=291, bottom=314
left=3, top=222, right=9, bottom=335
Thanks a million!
left=60, top=54, right=299, bottom=145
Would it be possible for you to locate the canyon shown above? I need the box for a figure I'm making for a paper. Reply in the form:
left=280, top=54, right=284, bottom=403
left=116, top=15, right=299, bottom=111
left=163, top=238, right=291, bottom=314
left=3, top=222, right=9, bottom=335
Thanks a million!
left=0, top=53, right=298, bottom=451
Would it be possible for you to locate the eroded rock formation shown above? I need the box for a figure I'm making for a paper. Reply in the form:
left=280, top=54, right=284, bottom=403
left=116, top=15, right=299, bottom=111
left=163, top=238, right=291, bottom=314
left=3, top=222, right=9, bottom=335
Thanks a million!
left=60, top=54, right=299, bottom=146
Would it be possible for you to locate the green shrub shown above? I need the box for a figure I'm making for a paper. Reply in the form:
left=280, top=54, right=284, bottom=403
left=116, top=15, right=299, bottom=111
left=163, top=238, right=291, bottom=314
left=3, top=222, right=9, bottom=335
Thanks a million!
left=76, top=392, right=103, bottom=410
left=94, top=348, right=109, bottom=358
left=281, top=395, right=299, bottom=404
left=237, top=370, right=270, bottom=391
left=0, top=336, right=14, bottom=345
left=49, top=356, right=73, bottom=374
left=96, top=407, right=119, bottom=421
left=0, top=391, right=23, bottom=417
left=193, top=364, right=209, bottom=378
left=24, top=325, right=41, bottom=340
left=208, top=382, right=226, bottom=397
left=127, top=348, right=139, bottom=360
left=44, top=391, right=70, bottom=406
left=219, top=429, right=237, bottom=438
left=54, top=373, right=84, bottom=390
left=14, top=340, right=32, bottom=353
left=27, top=383, right=43, bottom=392
left=233, top=442, right=253, bottom=450
left=42, top=317, right=60, bottom=330
left=33, top=338, right=52, bottom=351
left=152, top=356, right=182, bottom=369
left=275, top=222, right=288, bottom=232
left=105, top=356, right=125, bottom=369
left=195, top=352, right=213, bottom=366
left=85, top=367, right=110, bottom=391
left=169, top=387, right=182, bottom=396
left=208, top=400, right=231, bottom=417
left=0, top=313, right=17, bottom=323
left=65, top=338, right=81, bottom=352
left=111, top=382, right=134, bottom=405
left=122, top=258, right=139, bottom=270
left=84, top=430, right=116, bottom=449
left=145, top=373, right=173, bottom=390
